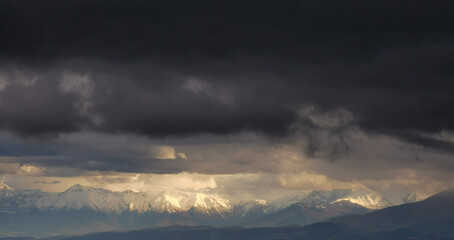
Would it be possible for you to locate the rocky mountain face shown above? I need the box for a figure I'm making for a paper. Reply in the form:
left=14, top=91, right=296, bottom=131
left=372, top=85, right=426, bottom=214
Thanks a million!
left=0, top=184, right=391, bottom=236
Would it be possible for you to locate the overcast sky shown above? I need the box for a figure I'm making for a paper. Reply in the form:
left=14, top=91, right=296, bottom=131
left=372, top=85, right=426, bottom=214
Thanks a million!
left=1, top=0, right=454, bottom=202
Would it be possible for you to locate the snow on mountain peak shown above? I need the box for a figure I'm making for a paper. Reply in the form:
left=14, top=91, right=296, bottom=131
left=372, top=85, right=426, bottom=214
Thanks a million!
left=128, top=202, right=136, bottom=211
left=328, top=188, right=391, bottom=209
left=65, top=184, right=85, bottom=191
left=402, top=192, right=424, bottom=203
left=192, top=193, right=231, bottom=213
left=0, top=185, right=392, bottom=215
left=331, top=193, right=389, bottom=209
left=149, top=190, right=232, bottom=214
left=0, top=184, right=14, bottom=198
left=269, top=188, right=390, bottom=211
left=33, top=185, right=129, bottom=213
left=152, top=193, right=185, bottom=213
left=0, top=183, right=13, bottom=190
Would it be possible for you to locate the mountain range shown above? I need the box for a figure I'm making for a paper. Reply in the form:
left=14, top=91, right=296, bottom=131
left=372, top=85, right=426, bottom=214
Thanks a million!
left=2, top=189, right=453, bottom=240
left=0, top=184, right=391, bottom=236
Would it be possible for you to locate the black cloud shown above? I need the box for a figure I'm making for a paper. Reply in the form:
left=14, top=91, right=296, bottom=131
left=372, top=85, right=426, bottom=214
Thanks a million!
left=0, top=0, right=454, bottom=152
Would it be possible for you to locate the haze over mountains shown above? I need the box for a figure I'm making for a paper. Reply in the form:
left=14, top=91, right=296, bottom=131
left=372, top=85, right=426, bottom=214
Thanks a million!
left=0, top=184, right=392, bottom=236
left=1, top=189, right=454, bottom=240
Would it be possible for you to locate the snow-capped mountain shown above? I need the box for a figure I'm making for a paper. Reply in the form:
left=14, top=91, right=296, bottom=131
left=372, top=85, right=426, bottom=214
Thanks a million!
left=0, top=184, right=392, bottom=236
left=265, top=188, right=390, bottom=213
left=144, top=190, right=232, bottom=214
left=328, top=188, right=391, bottom=209
left=0, top=184, right=233, bottom=215
left=0, top=183, right=14, bottom=198
left=402, top=191, right=425, bottom=203
left=0, top=184, right=390, bottom=215
left=0, top=184, right=393, bottom=214
left=35, top=184, right=130, bottom=213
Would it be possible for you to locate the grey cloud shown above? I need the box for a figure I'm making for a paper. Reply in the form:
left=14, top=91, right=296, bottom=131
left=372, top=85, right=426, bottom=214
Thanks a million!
left=0, top=0, right=453, bottom=160
left=2, top=0, right=453, bottom=62
left=34, top=180, right=60, bottom=184
left=0, top=73, right=82, bottom=137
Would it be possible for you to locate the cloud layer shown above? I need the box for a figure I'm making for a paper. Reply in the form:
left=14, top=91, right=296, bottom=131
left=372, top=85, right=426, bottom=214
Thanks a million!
left=0, top=1, right=454, bottom=198
left=0, top=0, right=453, bottom=148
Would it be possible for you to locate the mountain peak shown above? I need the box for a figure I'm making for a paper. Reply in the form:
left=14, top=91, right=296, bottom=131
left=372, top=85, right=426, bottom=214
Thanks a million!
left=66, top=184, right=85, bottom=191
left=333, top=188, right=391, bottom=209
left=402, top=192, right=424, bottom=203
left=65, top=184, right=104, bottom=193
left=0, top=183, right=13, bottom=191
left=0, top=184, right=14, bottom=198
left=0, top=186, right=393, bottom=217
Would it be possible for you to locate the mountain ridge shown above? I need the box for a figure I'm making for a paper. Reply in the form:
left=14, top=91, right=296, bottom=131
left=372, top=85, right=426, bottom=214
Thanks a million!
left=329, top=188, right=454, bottom=236
left=0, top=184, right=391, bottom=215
left=0, top=184, right=392, bottom=236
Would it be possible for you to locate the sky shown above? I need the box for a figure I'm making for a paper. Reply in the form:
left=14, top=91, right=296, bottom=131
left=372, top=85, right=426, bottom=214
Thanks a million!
left=1, top=0, right=454, bottom=203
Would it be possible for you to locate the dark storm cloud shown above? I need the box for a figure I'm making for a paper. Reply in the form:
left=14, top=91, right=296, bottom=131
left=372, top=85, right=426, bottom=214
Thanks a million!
left=0, top=0, right=454, bottom=153
left=0, top=79, right=83, bottom=137
left=1, top=0, right=453, bottom=61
